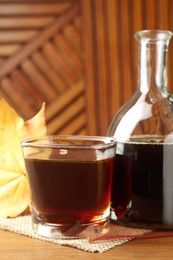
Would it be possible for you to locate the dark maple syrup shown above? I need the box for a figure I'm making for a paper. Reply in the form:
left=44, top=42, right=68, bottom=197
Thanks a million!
left=111, top=141, right=173, bottom=228
left=25, top=157, right=113, bottom=225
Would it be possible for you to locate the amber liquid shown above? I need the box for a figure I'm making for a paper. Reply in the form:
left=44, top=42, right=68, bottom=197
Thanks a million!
left=25, top=158, right=113, bottom=225
left=111, top=141, right=173, bottom=229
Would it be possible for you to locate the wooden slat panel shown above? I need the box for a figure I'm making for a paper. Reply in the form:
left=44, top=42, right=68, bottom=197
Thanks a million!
left=0, top=0, right=85, bottom=135
left=82, top=0, right=173, bottom=135
left=22, top=59, right=57, bottom=101
left=157, top=0, right=169, bottom=29
left=0, top=17, right=54, bottom=29
left=81, top=0, right=98, bottom=135
left=0, top=0, right=77, bottom=2
left=0, top=31, right=36, bottom=43
left=119, top=0, right=134, bottom=104
left=94, top=0, right=109, bottom=135
left=11, top=68, right=45, bottom=106
left=0, top=0, right=173, bottom=137
left=0, top=1, right=74, bottom=61
left=74, top=16, right=81, bottom=30
left=32, top=52, right=66, bottom=93
left=45, top=79, right=84, bottom=121
left=47, top=95, right=85, bottom=134
left=64, top=24, right=81, bottom=49
left=0, top=5, right=80, bottom=78
left=106, top=0, right=122, bottom=122
left=54, top=33, right=83, bottom=73
left=43, top=42, right=79, bottom=83
left=0, top=78, right=36, bottom=117
left=143, top=0, right=157, bottom=28
left=131, top=0, right=144, bottom=88
left=77, top=128, right=87, bottom=135
left=132, top=0, right=144, bottom=31
left=0, top=22, right=39, bottom=62
left=56, top=112, right=86, bottom=135
left=0, top=3, right=72, bottom=15
left=0, top=44, right=19, bottom=57
left=42, top=44, right=70, bottom=86
left=43, top=43, right=76, bottom=84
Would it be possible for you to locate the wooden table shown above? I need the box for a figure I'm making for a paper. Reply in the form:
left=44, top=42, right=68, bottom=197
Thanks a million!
left=0, top=229, right=173, bottom=260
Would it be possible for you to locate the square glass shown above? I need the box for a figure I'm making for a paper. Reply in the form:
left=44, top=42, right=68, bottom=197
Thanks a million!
left=21, top=135, right=116, bottom=239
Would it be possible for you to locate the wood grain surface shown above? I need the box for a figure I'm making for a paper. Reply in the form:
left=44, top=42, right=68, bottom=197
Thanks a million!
left=0, top=229, right=173, bottom=260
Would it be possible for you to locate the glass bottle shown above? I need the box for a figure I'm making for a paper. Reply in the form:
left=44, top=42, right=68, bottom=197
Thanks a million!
left=108, top=30, right=173, bottom=229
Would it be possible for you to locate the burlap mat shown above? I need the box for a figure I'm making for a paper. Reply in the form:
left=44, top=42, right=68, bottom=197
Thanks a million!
left=0, top=215, right=152, bottom=253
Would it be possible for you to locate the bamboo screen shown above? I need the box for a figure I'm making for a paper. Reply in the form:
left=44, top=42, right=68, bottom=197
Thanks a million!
left=0, top=0, right=173, bottom=135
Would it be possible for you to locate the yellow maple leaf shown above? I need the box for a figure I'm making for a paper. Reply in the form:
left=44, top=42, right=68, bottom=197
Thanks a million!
left=0, top=99, right=47, bottom=217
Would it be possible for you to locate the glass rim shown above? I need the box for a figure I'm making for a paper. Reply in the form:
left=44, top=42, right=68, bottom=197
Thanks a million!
left=21, top=135, right=116, bottom=150
left=134, top=29, right=173, bottom=41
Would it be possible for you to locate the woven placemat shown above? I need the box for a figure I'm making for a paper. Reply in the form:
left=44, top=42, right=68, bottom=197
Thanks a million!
left=0, top=215, right=152, bottom=253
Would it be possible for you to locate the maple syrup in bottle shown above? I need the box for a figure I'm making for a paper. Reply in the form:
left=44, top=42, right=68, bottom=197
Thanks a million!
left=108, top=30, right=173, bottom=229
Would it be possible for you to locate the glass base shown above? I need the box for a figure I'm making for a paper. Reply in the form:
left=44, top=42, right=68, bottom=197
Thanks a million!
left=32, top=214, right=109, bottom=239
left=110, top=210, right=173, bottom=230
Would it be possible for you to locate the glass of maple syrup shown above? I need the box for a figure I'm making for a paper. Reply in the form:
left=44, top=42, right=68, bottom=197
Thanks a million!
left=21, top=135, right=116, bottom=239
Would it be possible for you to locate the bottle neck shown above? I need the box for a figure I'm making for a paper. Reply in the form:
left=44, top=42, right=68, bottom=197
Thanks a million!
left=135, top=30, right=172, bottom=95
left=138, top=41, right=168, bottom=94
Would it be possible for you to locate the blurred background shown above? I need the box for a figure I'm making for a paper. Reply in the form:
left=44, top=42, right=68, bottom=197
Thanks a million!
left=0, top=0, right=173, bottom=136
